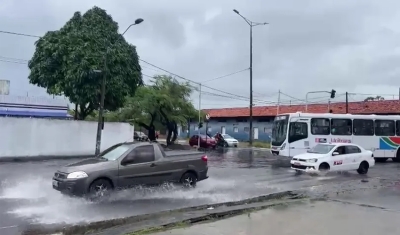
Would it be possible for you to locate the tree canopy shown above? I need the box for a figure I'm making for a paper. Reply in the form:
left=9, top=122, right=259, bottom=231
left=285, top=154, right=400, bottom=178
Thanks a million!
left=98, top=75, right=198, bottom=144
left=28, top=6, right=143, bottom=119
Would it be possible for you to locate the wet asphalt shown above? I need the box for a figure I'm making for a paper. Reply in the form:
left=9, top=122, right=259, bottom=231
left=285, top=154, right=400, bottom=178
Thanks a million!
left=1, top=148, right=400, bottom=235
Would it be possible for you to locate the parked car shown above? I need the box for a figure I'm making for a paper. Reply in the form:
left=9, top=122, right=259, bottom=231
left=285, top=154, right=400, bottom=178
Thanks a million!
left=220, top=134, right=239, bottom=147
left=290, top=143, right=375, bottom=174
left=189, top=134, right=216, bottom=148
left=52, top=142, right=209, bottom=199
left=134, top=131, right=149, bottom=141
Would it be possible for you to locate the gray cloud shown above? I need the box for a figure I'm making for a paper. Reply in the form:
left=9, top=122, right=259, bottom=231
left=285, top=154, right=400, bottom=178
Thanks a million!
left=1, top=0, right=400, bottom=110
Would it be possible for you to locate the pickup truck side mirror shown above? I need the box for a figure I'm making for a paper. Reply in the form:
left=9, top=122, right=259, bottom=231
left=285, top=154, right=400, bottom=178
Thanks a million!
left=332, top=152, right=339, bottom=156
left=121, top=158, right=134, bottom=165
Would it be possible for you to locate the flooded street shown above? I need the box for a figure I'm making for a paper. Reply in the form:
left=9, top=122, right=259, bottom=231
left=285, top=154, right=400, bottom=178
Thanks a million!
left=1, top=148, right=400, bottom=235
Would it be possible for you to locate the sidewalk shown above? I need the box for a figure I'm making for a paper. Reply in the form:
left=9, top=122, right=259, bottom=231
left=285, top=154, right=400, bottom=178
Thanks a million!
left=151, top=200, right=398, bottom=235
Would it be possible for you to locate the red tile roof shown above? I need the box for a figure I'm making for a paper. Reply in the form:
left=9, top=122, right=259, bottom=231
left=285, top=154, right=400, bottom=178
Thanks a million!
left=203, top=100, right=400, bottom=118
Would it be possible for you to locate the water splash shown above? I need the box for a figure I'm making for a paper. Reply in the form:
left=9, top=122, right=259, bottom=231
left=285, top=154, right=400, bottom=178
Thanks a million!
left=0, top=176, right=251, bottom=225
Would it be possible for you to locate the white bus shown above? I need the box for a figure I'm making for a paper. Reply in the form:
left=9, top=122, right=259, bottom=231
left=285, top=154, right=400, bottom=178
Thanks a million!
left=270, top=112, right=400, bottom=162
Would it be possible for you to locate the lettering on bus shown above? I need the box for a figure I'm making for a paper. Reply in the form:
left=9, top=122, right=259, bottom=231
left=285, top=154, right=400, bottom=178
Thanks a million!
left=315, top=138, right=327, bottom=143
left=330, top=138, right=351, bottom=143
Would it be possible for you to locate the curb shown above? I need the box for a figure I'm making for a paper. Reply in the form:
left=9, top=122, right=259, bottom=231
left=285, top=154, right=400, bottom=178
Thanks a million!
left=23, top=191, right=302, bottom=235
left=0, top=155, right=93, bottom=163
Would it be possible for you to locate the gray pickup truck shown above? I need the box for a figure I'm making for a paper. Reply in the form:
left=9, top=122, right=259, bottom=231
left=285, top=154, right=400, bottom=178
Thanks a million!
left=52, top=142, right=209, bottom=199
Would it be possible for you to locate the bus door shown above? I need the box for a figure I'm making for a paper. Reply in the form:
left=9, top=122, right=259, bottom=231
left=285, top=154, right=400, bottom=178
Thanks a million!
left=288, top=118, right=310, bottom=157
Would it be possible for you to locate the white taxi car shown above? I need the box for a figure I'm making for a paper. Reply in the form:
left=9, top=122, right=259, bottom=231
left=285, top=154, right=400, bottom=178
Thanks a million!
left=290, top=143, right=375, bottom=174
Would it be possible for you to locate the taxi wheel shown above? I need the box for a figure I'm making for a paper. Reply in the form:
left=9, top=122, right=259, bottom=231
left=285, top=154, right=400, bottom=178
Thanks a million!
left=357, top=161, right=369, bottom=174
left=318, top=163, right=330, bottom=172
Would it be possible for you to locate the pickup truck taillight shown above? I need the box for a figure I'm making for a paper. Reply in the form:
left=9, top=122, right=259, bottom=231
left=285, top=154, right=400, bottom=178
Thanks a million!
left=202, top=155, right=208, bottom=163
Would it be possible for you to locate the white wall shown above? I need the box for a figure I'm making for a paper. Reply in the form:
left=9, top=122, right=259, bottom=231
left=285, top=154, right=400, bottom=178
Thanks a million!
left=0, top=117, right=134, bottom=158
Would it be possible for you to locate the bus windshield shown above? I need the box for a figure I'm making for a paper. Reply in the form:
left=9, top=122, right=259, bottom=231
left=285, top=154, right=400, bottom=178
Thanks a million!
left=271, top=115, right=288, bottom=146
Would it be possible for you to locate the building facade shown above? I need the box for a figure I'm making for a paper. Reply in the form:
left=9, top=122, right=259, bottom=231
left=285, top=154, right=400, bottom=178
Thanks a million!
left=181, top=100, right=400, bottom=142
left=0, top=95, right=72, bottom=119
left=183, top=117, right=274, bottom=141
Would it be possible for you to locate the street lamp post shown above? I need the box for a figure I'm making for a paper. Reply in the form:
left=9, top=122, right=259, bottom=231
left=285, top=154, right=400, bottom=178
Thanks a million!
left=233, top=9, right=268, bottom=146
left=95, top=18, right=144, bottom=156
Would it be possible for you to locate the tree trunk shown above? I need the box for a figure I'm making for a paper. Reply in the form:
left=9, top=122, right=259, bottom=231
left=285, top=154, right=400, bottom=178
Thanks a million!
left=166, top=128, right=173, bottom=145
left=171, top=122, right=178, bottom=143
left=147, top=124, right=156, bottom=141
left=138, top=113, right=157, bottom=141
left=74, top=103, right=78, bottom=120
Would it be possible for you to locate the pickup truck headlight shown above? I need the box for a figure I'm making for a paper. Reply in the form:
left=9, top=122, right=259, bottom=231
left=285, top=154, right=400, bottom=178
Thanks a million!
left=67, top=171, right=88, bottom=179
left=306, top=158, right=318, bottom=163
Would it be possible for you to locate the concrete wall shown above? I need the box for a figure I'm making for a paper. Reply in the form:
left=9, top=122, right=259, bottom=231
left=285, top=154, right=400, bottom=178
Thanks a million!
left=181, top=117, right=274, bottom=141
left=0, top=117, right=134, bottom=158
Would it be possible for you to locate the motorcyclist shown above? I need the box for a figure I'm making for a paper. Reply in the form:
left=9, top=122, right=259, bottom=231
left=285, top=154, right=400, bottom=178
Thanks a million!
left=214, top=132, right=224, bottom=145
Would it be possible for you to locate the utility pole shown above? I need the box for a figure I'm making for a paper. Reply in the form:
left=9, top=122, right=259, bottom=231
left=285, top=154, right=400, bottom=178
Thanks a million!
left=95, top=58, right=107, bottom=156
left=233, top=9, right=268, bottom=146
left=345, top=91, right=349, bottom=113
left=328, top=99, right=331, bottom=113
left=94, top=18, right=144, bottom=156
left=249, top=23, right=253, bottom=146
left=197, top=83, right=202, bottom=148
left=277, top=90, right=281, bottom=115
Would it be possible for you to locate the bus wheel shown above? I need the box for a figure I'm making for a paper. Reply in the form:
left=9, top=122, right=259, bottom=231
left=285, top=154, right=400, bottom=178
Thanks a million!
left=374, top=158, right=388, bottom=163
left=393, top=150, right=400, bottom=163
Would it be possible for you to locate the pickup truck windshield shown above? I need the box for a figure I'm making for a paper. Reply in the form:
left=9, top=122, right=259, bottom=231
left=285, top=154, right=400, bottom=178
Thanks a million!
left=100, top=145, right=131, bottom=161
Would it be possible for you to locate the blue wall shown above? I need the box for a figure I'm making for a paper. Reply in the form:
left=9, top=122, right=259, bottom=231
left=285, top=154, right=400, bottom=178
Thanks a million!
left=181, top=117, right=274, bottom=141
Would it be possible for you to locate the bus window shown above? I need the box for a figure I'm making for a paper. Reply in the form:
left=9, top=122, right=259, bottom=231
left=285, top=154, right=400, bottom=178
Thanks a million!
left=396, top=121, right=400, bottom=136
left=311, top=118, right=330, bottom=135
left=288, top=122, right=308, bottom=143
left=353, top=119, right=374, bottom=136
left=331, top=119, right=352, bottom=136
left=375, top=120, right=395, bottom=136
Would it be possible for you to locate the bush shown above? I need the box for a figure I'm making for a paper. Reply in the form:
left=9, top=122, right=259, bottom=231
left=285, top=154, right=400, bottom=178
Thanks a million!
left=252, top=141, right=271, bottom=148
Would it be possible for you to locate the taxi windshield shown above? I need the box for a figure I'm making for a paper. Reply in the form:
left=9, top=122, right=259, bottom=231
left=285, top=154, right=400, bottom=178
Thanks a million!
left=308, top=144, right=335, bottom=154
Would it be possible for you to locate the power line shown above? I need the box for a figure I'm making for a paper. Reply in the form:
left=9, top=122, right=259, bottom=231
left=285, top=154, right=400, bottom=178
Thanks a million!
left=0, top=28, right=279, bottom=105
left=0, top=59, right=28, bottom=64
left=0, top=30, right=40, bottom=38
left=201, top=68, right=249, bottom=83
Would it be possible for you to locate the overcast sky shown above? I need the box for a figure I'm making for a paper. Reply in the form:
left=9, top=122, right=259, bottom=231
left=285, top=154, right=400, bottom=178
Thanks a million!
left=1, top=0, right=400, bottom=109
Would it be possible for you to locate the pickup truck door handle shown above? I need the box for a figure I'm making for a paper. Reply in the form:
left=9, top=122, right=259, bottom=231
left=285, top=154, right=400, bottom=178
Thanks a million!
left=150, top=163, right=156, bottom=167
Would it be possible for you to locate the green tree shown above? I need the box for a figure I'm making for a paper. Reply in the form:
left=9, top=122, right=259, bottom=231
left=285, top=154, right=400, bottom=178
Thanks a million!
left=105, top=75, right=197, bottom=144
left=153, top=75, right=197, bottom=145
left=28, top=6, right=143, bottom=120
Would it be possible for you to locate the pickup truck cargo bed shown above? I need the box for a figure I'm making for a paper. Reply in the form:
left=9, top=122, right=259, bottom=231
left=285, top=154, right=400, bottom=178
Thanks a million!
left=164, top=150, right=203, bottom=157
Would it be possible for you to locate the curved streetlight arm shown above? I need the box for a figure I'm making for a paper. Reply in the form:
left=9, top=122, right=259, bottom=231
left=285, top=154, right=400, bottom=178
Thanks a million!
left=122, top=18, right=144, bottom=35
left=233, top=9, right=251, bottom=26
left=252, top=22, right=269, bottom=27
left=233, top=9, right=268, bottom=26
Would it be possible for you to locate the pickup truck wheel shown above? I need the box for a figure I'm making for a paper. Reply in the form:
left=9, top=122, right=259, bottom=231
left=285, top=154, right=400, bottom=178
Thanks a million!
left=88, top=179, right=112, bottom=201
left=357, top=161, right=369, bottom=174
left=181, top=172, right=197, bottom=188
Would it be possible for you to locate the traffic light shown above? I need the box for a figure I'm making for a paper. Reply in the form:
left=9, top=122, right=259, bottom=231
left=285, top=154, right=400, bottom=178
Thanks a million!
left=330, top=89, right=336, bottom=99
left=198, top=122, right=203, bottom=129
